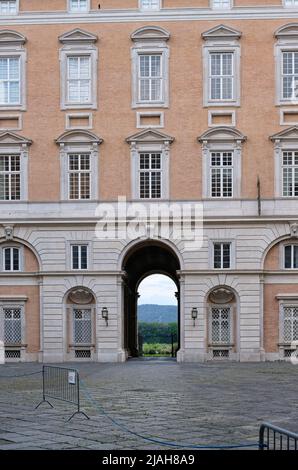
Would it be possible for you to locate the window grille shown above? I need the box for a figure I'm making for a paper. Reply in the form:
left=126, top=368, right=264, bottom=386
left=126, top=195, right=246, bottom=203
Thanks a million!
left=67, top=56, right=91, bottom=104
left=0, top=155, right=21, bottom=200
left=213, top=349, right=229, bottom=358
left=75, top=349, right=91, bottom=358
left=283, top=306, right=298, bottom=342
left=209, top=52, right=233, bottom=101
left=5, top=349, right=21, bottom=359
left=210, top=152, right=233, bottom=198
left=4, top=308, right=21, bottom=344
left=139, top=54, right=162, bottom=102
left=139, top=152, right=162, bottom=198
left=73, top=309, right=92, bottom=344
left=213, top=242, right=231, bottom=269
left=284, top=349, right=295, bottom=358
left=211, top=307, right=231, bottom=344
left=68, top=153, right=90, bottom=200
left=282, top=151, right=298, bottom=197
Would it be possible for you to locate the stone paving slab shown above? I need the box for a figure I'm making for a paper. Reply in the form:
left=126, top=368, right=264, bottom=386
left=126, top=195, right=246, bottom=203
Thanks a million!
left=0, top=360, right=298, bottom=450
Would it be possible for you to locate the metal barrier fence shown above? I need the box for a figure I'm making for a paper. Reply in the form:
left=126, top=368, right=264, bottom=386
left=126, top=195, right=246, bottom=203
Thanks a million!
left=259, top=422, right=298, bottom=450
left=35, top=365, right=89, bottom=421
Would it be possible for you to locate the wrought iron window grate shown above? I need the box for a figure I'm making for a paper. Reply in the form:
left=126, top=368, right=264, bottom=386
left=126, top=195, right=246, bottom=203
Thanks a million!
left=213, top=349, right=229, bottom=358
left=5, top=349, right=21, bottom=359
left=75, top=349, right=91, bottom=359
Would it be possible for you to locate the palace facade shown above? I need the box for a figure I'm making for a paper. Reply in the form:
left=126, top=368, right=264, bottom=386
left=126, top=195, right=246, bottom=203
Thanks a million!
left=0, top=0, right=298, bottom=363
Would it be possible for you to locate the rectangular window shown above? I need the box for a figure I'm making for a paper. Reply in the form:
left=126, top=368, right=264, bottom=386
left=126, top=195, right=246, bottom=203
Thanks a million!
left=211, top=307, right=231, bottom=344
left=0, top=155, right=20, bottom=200
left=212, top=0, right=231, bottom=8
left=282, top=51, right=298, bottom=100
left=140, top=0, right=160, bottom=9
left=73, top=309, right=92, bottom=344
left=0, top=57, right=20, bottom=105
left=139, top=54, right=162, bottom=102
left=213, top=242, right=231, bottom=269
left=283, top=306, right=298, bottom=342
left=209, top=53, right=233, bottom=101
left=71, top=244, right=88, bottom=270
left=3, top=247, right=20, bottom=271
left=284, top=245, right=298, bottom=269
left=67, top=56, right=91, bottom=104
left=210, top=151, right=233, bottom=198
left=4, top=307, right=21, bottom=344
left=139, top=152, right=162, bottom=199
left=284, top=1, right=298, bottom=7
left=69, top=0, right=88, bottom=11
left=282, top=151, right=298, bottom=196
left=68, top=154, right=90, bottom=200
left=0, top=1, right=17, bottom=14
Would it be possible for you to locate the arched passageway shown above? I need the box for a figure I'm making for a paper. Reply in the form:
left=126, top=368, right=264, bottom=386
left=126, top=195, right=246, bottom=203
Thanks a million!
left=122, top=241, right=181, bottom=359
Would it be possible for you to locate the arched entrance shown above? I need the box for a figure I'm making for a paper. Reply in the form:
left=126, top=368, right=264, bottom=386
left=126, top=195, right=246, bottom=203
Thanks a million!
left=122, top=241, right=181, bottom=359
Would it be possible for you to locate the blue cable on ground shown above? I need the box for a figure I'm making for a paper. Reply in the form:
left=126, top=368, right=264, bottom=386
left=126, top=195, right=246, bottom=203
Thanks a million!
left=80, top=379, right=261, bottom=450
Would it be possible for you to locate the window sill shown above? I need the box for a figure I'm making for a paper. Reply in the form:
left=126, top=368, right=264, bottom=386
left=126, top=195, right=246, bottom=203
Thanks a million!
left=62, top=103, right=97, bottom=110
left=132, top=102, right=168, bottom=109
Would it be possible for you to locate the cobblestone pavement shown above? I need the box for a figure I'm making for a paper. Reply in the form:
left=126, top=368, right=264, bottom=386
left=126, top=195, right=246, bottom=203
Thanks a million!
left=0, top=359, right=298, bottom=450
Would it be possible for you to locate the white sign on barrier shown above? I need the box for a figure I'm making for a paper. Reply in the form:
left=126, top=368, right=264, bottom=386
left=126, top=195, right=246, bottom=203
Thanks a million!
left=0, top=341, right=4, bottom=364
left=68, top=371, right=76, bottom=385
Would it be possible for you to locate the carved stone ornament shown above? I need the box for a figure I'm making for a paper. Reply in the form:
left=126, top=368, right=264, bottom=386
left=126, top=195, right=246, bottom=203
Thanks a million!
left=68, top=288, right=94, bottom=305
left=209, top=288, right=235, bottom=304
left=4, top=226, right=14, bottom=240
left=290, top=223, right=298, bottom=238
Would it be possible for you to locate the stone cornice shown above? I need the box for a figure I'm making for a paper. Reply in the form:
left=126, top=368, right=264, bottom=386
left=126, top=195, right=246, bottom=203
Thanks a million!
left=1, top=9, right=298, bottom=26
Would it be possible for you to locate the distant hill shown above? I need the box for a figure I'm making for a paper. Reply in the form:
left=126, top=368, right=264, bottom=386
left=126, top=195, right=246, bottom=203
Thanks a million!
left=138, top=304, right=177, bottom=323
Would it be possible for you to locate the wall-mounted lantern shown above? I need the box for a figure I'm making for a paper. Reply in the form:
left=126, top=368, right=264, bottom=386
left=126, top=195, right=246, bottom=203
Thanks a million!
left=191, top=307, right=198, bottom=327
left=101, top=307, right=109, bottom=326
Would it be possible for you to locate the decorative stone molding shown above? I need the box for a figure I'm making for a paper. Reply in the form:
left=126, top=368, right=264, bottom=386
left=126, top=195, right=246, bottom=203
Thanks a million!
left=275, top=23, right=298, bottom=41
left=56, top=130, right=103, bottom=201
left=0, top=30, right=26, bottom=47
left=4, top=226, right=14, bottom=240
left=131, top=26, right=170, bottom=109
left=58, top=28, right=97, bottom=45
left=290, top=223, right=298, bottom=238
left=126, top=129, right=174, bottom=200
left=270, top=127, right=298, bottom=197
left=202, top=24, right=242, bottom=42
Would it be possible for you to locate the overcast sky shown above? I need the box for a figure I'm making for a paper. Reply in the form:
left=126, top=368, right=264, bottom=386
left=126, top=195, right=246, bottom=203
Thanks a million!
left=138, top=274, right=177, bottom=305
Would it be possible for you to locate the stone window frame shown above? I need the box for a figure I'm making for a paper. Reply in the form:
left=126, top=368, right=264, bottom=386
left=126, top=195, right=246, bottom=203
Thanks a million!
left=0, top=131, right=32, bottom=201
left=210, top=0, right=233, bottom=9
left=208, top=304, right=234, bottom=348
left=0, top=242, right=23, bottom=272
left=283, top=1, right=298, bottom=9
left=280, top=241, right=298, bottom=269
left=139, top=0, right=161, bottom=11
left=208, top=109, right=236, bottom=127
left=270, top=126, right=298, bottom=198
left=0, top=296, right=27, bottom=361
left=274, top=24, right=298, bottom=106
left=136, top=111, right=164, bottom=129
left=67, top=303, right=96, bottom=350
left=67, top=0, right=90, bottom=13
left=59, top=28, right=98, bottom=110
left=131, top=26, right=170, bottom=109
left=0, top=30, right=26, bottom=111
left=209, top=239, right=235, bottom=270
left=56, top=129, right=103, bottom=202
left=202, top=25, right=241, bottom=108
left=0, top=1, right=19, bottom=16
left=65, top=112, right=93, bottom=130
left=66, top=240, right=93, bottom=271
left=126, top=128, right=174, bottom=200
left=198, top=126, right=246, bottom=200
left=277, top=297, right=298, bottom=358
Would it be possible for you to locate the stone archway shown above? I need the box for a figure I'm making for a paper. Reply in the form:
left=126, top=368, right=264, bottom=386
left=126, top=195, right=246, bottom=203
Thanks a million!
left=121, top=240, right=181, bottom=359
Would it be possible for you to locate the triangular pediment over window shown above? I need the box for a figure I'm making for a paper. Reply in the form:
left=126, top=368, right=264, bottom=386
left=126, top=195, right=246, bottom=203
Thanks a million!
left=0, top=131, right=32, bottom=146
left=0, top=30, right=26, bottom=46
left=202, top=24, right=242, bottom=41
left=198, top=127, right=246, bottom=143
left=59, top=28, right=98, bottom=44
left=126, top=129, right=174, bottom=144
left=131, top=26, right=170, bottom=42
left=275, top=24, right=298, bottom=40
left=55, top=130, right=103, bottom=145
left=270, top=126, right=298, bottom=142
